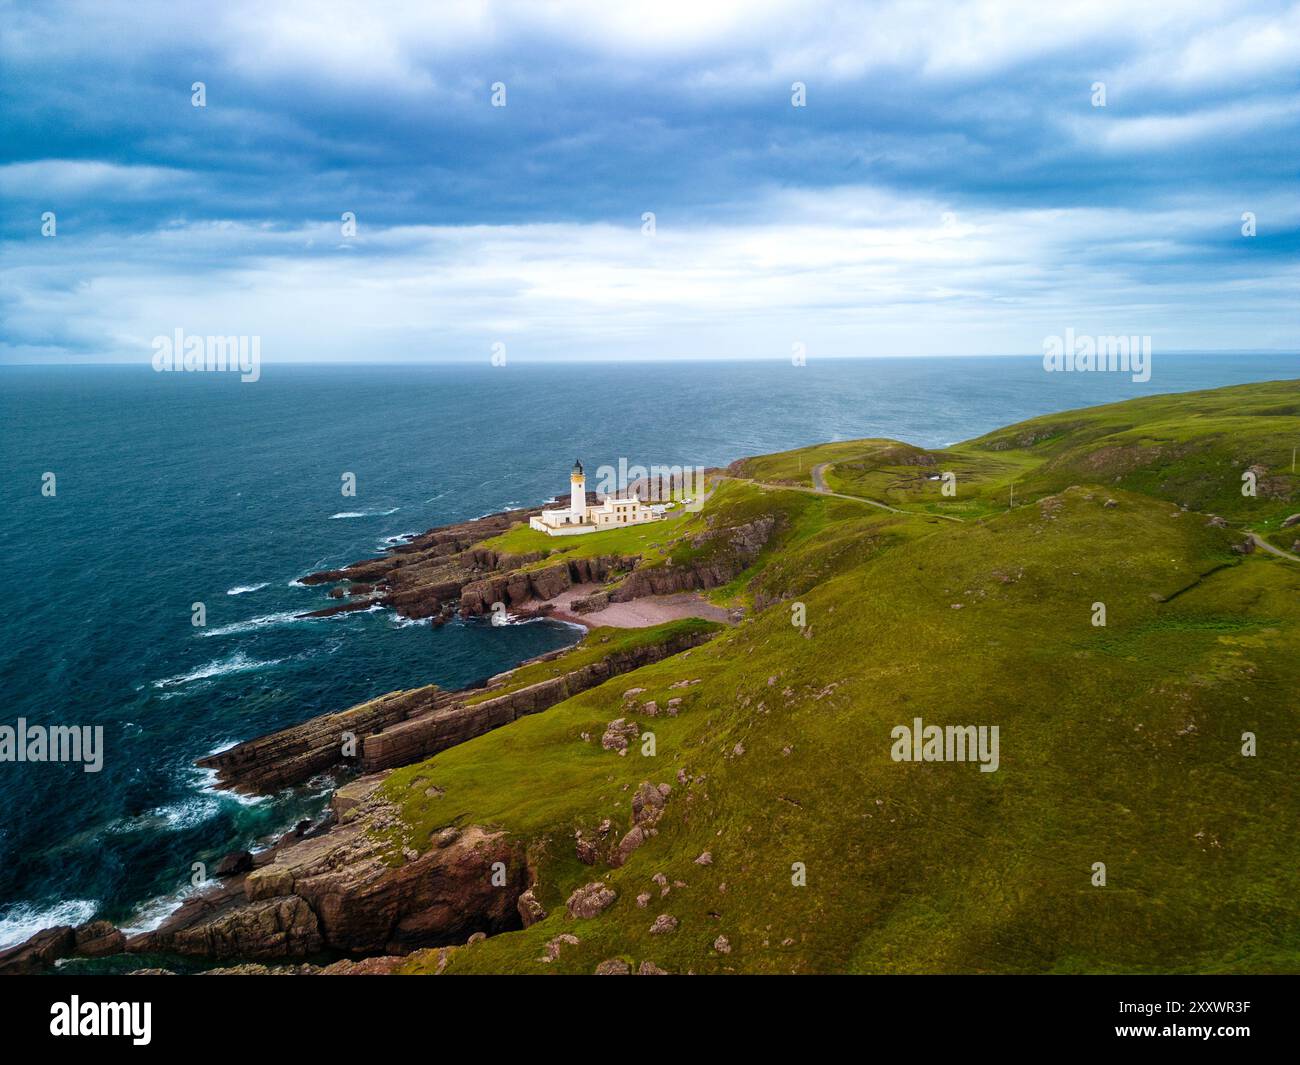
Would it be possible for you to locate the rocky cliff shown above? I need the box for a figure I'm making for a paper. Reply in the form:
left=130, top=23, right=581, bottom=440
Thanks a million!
left=198, top=626, right=715, bottom=794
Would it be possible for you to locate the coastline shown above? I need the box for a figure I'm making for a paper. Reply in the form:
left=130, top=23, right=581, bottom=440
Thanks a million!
left=519, top=584, right=735, bottom=630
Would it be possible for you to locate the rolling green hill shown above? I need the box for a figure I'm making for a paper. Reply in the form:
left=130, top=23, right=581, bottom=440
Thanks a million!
left=383, top=379, right=1300, bottom=974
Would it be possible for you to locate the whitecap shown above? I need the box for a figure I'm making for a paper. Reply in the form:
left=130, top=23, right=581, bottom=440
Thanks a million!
left=329, top=507, right=399, bottom=519
left=388, top=614, right=431, bottom=629
left=189, top=761, right=267, bottom=807
left=226, top=583, right=269, bottom=595
left=198, top=611, right=305, bottom=638
left=153, top=651, right=283, bottom=689
left=0, top=899, right=98, bottom=950
left=147, top=796, right=223, bottom=831
left=104, top=794, right=224, bottom=836
left=119, top=885, right=203, bottom=937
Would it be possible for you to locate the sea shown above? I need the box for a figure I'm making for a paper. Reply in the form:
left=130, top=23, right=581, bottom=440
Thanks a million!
left=1, top=353, right=1296, bottom=948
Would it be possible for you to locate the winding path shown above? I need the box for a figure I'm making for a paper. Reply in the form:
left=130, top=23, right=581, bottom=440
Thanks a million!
left=722, top=463, right=966, bottom=521
left=1248, top=532, right=1300, bottom=563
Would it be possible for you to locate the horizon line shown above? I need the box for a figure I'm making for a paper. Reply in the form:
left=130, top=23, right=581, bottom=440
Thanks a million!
left=3, top=349, right=1298, bottom=369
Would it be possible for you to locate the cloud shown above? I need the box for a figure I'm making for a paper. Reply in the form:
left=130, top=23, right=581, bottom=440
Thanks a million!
left=6, top=185, right=1297, bottom=363
left=1, top=0, right=1298, bottom=361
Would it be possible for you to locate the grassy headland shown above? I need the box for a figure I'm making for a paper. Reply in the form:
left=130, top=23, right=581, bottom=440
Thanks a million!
left=376, top=380, right=1300, bottom=974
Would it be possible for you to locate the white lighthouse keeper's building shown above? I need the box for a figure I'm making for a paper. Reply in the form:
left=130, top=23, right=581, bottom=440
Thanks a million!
left=529, top=459, right=662, bottom=536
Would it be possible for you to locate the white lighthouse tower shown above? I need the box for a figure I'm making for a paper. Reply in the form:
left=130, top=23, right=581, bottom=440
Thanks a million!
left=529, top=457, right=660, bottom=536
left=569, top=458, right=586, bottom=520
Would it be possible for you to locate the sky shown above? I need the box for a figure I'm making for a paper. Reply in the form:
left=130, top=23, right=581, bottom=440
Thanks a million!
left=1, top=0, right=1298, bottom=364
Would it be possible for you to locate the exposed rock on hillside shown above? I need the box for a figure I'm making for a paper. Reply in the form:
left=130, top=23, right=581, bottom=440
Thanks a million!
left=129, top=784, right=526, bottom=961
left=200, top=625, right=715, bottom=793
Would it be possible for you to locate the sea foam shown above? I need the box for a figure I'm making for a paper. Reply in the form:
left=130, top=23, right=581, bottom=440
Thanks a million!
left=153, top=651, right=283, bottom=689
left=0, top=899, right=98, bottom=950
left=329, top=507, right=399, bottom=519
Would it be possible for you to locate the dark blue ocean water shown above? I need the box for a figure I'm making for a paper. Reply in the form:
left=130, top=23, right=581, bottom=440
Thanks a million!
left=1, top=353, right=1296, bottom=946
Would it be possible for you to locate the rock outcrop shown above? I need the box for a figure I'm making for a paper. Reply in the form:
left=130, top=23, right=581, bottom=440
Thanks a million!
left=0, top=925, right=76, bottom=974
left=197, top=685, right=455, bottom=794
left=126, top=782, right=527, bottom=963
left=295, top=497, right=642, bottom=625
left=200, top=625, right=716, bottom=793
left=566, top=882, right=617, bottom=919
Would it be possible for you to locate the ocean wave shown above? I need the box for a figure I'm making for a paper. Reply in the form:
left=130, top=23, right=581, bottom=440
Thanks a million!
left=226, top=582, right=269, bottom=595
left=0, top=899, right=98, bottom=950
left=190, top=760, right=267, bottom=807
left=388, top=613, right=431, bottom=628
left=153, top=651, right=283, bottom=689
left=119, top=885, right=203, bottom=937
left=198, top=611, right=305, bottom=638
left=329, top=507, right=400, bottom=519
left=149, top=796, right=224, bottom=831
left=104, top=794, right=225, bottom=837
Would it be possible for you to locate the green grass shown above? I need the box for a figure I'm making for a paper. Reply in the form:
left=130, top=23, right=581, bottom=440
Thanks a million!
left=479, top=508, right=693, bottom=570
left=733, top=380, right=1299, bottom=527
left=370, top=380, right=1300, bottom=975
left=962, top=379, right=1300, bottom=523
left=464, top=619, right=723, bottom=705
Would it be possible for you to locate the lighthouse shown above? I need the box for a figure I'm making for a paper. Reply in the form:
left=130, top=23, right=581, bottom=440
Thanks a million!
left=528, top=458, right=661, bottom=536
left=570, top=458, right=586, bottom=519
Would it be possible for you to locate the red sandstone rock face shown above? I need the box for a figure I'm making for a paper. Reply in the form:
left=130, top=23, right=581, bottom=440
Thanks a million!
left=199, top=627, right=716, bottom=794
left=121, top=783, right=528, bottom=964
left=3, top=801, right=528, bottom=971
left=297, top=489, right=777, bottom=629
left=148, top=895, right=324, bottom=960
left=285, top=821, right=526, bottom=955
left=73, top=920, right=126, bottom=957
left=0, top=925, right=76, bottom=974
left=196, top=685, right=454, bottom=794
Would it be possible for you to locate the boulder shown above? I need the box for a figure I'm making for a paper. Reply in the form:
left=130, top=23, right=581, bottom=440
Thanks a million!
left=517, top=888, right=547, bottom=928
left=566, top=882, right=617, bottom=919
left=649, top=914, right=679, bottom=935
left=541, top=933, right=580, bottom=962
left=612, top=825, right=647, bottom=866
left=0, top=925, right=76, bottom=974
left=215, top=850, right=254, bottom=877
left=601, top=718, right=639, bottom=753
left=632, top=781, right=667, bottom=826
left=245, top=864, right=294, bottom=901
left=73, top=920, right=126, bottom=958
